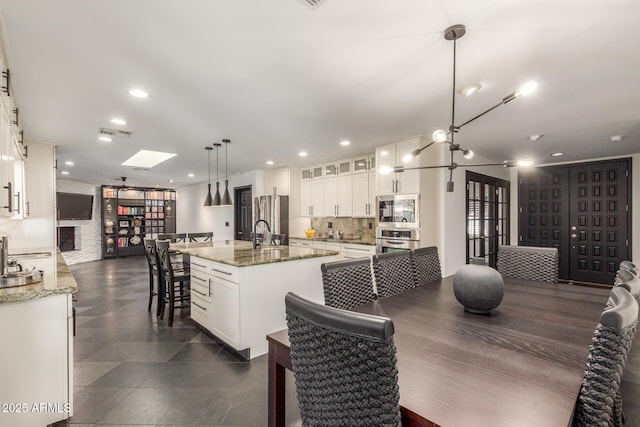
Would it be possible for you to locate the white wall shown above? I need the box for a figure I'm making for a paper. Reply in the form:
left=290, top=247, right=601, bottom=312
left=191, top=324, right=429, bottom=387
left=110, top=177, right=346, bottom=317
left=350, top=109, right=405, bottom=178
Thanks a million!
left=0, top=142, right=56, bottom=250
left=440, top=150, right=511, bottom=276
left=176, top=170, right=262, bottom=240
left=56, top=180, right=101, bottom=265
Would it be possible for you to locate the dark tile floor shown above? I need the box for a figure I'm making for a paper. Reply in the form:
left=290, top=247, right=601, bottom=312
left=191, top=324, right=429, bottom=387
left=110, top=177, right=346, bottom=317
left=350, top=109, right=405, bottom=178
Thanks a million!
left=51, top=256, right=640, bottom=426
left=52, top=256, right=301, bottom=427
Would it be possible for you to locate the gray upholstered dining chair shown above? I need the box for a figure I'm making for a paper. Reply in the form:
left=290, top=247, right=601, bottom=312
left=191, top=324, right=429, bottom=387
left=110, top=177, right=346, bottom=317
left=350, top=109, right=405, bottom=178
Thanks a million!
left=615, top=270, right=640, bottom=300
left=573, top=286, right=638, bottom=427
left=496, top=245, right=559, bottom=283
left=372, top=251, right=415, bottom=298
left=187, top=232, right=213, bottom=242
left=321, top=258, right=376, bottom=310
left=284, top=292, right=401, bottom=426
left=620, top=260, right=637, bottom=276
left=411, top=246, right=442, bottom=287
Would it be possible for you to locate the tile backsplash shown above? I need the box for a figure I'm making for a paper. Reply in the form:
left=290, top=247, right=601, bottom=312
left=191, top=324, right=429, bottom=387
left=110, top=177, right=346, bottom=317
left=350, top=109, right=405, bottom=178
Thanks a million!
left=310, top=217, right=375, bottom=240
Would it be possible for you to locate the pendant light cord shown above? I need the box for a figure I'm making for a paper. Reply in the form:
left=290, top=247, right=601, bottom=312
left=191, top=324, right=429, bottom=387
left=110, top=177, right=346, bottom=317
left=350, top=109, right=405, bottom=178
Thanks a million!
left=216, top=145, right=219, bottom=182
left=208, top=148, right=211, bottom=184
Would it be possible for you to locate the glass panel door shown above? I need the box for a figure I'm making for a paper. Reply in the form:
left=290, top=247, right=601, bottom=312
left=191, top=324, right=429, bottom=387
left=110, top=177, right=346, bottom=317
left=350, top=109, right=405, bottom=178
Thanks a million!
left=466, top=171, right=510, bottom=268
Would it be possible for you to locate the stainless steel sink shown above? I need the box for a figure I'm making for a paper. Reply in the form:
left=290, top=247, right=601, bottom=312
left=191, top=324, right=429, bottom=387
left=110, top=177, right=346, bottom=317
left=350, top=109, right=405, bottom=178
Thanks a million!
left=0, top=270, right=44, bottom=289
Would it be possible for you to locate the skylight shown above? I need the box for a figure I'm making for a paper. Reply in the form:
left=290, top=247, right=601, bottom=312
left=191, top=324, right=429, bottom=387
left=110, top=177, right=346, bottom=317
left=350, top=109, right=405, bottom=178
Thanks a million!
left=122, top=150, right=177, bottom=168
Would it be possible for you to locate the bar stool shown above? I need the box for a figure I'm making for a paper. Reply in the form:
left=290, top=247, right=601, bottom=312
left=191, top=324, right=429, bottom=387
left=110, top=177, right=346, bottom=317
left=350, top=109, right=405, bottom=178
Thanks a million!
left=143, top=239, right=159, bottom=312
left=156, top=240, right=191, bottom=326
left=188, top=232, right=213, bottom=242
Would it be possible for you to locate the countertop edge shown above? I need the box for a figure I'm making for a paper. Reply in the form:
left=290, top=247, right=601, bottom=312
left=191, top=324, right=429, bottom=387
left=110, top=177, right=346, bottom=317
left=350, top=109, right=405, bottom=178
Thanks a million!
left=0, top=250, right=78, bottom=304
left=289, top=236, right=376, bottom=246
left=180, top=248, right=340, bottom=267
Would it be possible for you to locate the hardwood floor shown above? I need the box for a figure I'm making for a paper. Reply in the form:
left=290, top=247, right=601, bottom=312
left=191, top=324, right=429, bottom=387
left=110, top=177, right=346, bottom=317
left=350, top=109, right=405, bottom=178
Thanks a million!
left=51, top=256, right=639, bottom=426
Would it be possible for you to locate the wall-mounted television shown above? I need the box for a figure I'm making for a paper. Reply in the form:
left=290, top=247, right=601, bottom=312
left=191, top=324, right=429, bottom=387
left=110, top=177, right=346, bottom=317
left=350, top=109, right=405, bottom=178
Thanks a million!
left=57, top=192, right=94, bottom=220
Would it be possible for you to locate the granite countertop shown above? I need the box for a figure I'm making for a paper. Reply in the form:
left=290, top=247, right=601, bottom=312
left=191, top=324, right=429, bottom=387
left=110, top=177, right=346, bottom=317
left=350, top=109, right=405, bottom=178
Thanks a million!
left=172, top=240, right=339, bottom=267
left=289, top=236, right=376, bottom=246
left=0, top=249, right=78, bottom=304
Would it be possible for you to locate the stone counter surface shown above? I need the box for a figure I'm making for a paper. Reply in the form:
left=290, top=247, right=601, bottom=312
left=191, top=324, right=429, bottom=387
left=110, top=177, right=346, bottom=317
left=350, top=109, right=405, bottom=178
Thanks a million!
left=0, top=249, right=78, bottom=303
left=289, top=236, right=376, bottom=245
left=173, top=240, right=339, bottom=267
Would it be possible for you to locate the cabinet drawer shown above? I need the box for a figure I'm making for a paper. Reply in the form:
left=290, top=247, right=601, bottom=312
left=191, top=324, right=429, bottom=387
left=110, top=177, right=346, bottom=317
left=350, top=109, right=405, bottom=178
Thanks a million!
left=208, top=261, right=239, bottom=283
left=191, top=294, right=208, bottom=325
left=191, top=278, right=210, bottom=300
left=190, top=258, right=212, bottom=274
left=341, top=243, right=376, bottom=254
left=324, top=242, right=341, bottom=252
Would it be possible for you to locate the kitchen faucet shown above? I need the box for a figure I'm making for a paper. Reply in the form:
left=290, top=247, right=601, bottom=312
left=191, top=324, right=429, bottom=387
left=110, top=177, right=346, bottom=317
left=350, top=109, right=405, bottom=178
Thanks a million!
left=253, top=219, right=271, bottom=249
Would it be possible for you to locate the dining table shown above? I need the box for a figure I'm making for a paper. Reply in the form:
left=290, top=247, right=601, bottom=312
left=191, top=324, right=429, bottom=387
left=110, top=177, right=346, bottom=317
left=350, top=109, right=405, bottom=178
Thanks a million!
left=267, top=275, right=611, bottom=427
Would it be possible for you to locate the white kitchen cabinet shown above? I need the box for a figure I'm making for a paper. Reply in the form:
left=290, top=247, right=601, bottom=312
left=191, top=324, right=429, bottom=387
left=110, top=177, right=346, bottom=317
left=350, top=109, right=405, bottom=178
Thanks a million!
left=323, top=174, right=353, bottom=217
left=353, top=172, right=375, bottom=217
left=353, top=153, right=375, bottom=174
left=10, top=135, right=25, bottom=219
left=376, top=138, right=420, bottom=195
left=340, top=243, right=376, bottom=259
left=299, top=178, right=325, bottom=217
left=189, top=258, right=240, bottom=349
left=310, top=179, right=324, bottom=217
left=0, top=293, right=73, bottom=426
left=0, top=100, right=12, bottom=218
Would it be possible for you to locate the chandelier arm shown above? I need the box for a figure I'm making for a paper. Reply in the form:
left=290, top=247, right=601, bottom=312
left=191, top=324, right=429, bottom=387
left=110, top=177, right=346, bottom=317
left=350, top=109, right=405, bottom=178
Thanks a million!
left=394, top=161, right=514, bottom=172
left=455, top=100, right=504, bottom=130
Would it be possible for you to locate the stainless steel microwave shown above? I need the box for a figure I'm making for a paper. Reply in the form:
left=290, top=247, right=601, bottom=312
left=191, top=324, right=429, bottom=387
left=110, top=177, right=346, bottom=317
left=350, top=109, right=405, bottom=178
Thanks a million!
left=376, top=194, right=420, bottom=228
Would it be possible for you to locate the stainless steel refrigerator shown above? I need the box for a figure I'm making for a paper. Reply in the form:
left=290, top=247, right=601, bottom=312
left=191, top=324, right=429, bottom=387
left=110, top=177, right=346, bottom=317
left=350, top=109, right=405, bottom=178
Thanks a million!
left=253, top=195, right=289, bottom=245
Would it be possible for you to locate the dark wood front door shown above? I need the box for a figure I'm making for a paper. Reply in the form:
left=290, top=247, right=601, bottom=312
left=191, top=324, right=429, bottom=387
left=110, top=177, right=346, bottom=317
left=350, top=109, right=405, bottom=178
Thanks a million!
left=519, top=159, right=631, bottom=284
left=234, top=186, right=252, bottom=241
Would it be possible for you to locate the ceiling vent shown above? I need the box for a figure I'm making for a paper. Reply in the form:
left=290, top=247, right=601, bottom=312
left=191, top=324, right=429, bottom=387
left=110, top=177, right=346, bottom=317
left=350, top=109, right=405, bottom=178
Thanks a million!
left=297, top=0, right=328, bottom=10
left=98, top=127, right=132, bottom=138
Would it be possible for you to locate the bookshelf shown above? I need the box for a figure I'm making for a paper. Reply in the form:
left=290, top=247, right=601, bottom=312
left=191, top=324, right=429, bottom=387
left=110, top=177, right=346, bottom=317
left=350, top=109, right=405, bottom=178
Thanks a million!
left=101, top=186, right=176, bottom=258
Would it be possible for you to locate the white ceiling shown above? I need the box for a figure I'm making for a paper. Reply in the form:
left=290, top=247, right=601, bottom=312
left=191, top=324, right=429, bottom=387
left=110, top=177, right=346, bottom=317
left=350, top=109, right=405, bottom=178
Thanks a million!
left=0, top=0, right=638, bottom=188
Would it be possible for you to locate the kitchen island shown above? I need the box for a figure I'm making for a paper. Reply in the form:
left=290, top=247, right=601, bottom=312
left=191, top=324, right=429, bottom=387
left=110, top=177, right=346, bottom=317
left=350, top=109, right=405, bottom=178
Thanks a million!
left=0, top=250, right=77, bottom=427
left=175, top=240, right=339, bottom=359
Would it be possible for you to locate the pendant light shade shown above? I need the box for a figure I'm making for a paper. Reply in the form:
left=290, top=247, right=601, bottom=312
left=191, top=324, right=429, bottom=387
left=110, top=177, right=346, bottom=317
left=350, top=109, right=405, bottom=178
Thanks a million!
left=203, top=146, right=213, bottom=206
left=212, top=143, right=222, bottom=206
left=221, top=139, right=233, bottom=206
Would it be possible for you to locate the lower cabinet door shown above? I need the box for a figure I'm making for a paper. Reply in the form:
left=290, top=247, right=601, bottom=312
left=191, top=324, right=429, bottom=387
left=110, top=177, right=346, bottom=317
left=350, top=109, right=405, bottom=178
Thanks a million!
left=209, top=277, right=240, bottom=348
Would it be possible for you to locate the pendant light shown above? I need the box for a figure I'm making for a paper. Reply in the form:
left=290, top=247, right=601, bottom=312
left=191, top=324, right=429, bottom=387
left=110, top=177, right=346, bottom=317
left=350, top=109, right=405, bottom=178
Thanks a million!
left=212, top=142, right=222, bottom=206
left=221, top=139, right=233, bottom=205
left=203, top=146, right=213, bottom=206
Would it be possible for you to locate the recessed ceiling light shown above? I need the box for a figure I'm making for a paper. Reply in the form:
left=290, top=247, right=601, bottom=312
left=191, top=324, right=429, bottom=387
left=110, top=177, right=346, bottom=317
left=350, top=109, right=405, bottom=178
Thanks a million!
left=527, top=134, right=543, bottom=141
left=515, top=80, right=538, bottom=97
left=266, top=160, right=274, bottom=165
left=129, top=89, right=149, bottom=98
left=517, top=159, right=534, bottom=167
left=188, top=173, right=195, bottom=178
left=457, top=83, right=482, bottom=97
left=99, top=136, right=112, bottom=142
left=610, top=135, right=624, bottom=142
left=299, top=152, right=308, bottom=157
left=168, top=179, right=174, bottom=183
left=155, top=185, right=160, bottom=188
left=61, top=171, right=69, bottom=175
left=551, top=152, right=564, bottom=157
left=65, top=161, right=74, bottom=166
left=110, top=118, right=127, bottom=125
left=340, top=140, right=351, bottom=146
left=122, top=150, right=177, bottom=168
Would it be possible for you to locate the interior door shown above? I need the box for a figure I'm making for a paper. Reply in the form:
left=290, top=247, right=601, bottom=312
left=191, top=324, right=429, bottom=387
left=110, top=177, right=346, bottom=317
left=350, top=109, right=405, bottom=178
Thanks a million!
left=518, top=159, right=630, bottom=284
left=466, top=171, right=510, bottom=268
left=234, top=186, right=252, bottom=241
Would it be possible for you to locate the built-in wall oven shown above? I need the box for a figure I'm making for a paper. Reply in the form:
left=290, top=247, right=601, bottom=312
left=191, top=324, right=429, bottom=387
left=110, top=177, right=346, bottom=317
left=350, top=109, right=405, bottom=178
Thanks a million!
left=376, top=194, right=419, bottom=229
left=376, top=228, right=420, bottom=253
